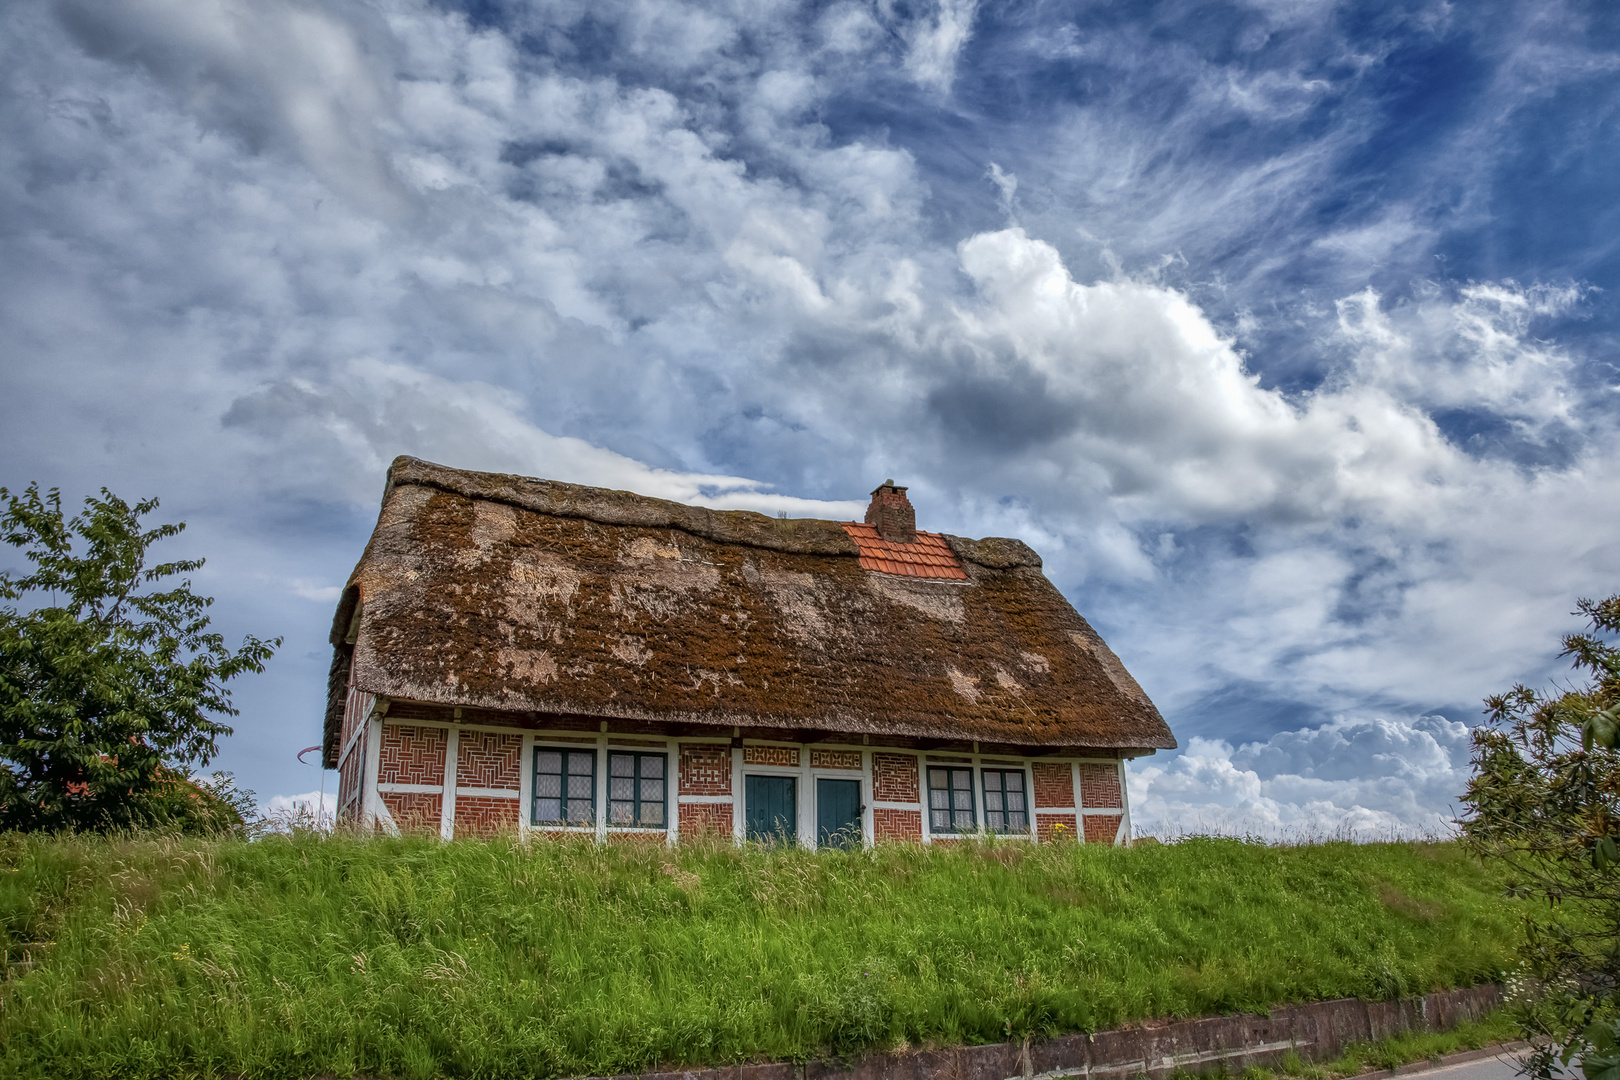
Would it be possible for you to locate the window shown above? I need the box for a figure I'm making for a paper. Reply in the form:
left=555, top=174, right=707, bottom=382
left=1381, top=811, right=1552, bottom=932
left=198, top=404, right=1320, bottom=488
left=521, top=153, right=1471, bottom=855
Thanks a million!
left=534, top=748, right=595, bottom=826
left=981, top=769, right=1029, bottom=834
left=928, top=766, right=976, bottom=833
left=608, top=751, right=666, bottom=828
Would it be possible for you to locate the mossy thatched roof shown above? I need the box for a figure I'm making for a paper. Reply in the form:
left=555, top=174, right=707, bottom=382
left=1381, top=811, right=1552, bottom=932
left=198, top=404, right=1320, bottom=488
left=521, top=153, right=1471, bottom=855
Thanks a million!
left=324, top=456, right=1174, bottom=765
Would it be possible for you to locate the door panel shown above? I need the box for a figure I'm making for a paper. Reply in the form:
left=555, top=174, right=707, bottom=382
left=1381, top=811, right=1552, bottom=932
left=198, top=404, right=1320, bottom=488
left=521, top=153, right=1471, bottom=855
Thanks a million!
left=745, top=774, right=797, bottom=843
left=816, top=778, right=862, bottom=849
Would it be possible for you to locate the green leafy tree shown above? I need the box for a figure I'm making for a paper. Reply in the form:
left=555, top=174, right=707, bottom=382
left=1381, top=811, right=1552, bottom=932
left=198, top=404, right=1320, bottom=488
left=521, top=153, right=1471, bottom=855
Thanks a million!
left=1460, top=594, right=1620, bottom=1080
left=0, top=483, right=279, bottom=831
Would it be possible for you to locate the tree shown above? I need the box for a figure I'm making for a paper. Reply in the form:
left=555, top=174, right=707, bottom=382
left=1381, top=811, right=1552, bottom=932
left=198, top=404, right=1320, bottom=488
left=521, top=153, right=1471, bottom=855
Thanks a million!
left=0, top=483, right=279, bottom=832
left=1460, top=594, right=1620, bottom=1080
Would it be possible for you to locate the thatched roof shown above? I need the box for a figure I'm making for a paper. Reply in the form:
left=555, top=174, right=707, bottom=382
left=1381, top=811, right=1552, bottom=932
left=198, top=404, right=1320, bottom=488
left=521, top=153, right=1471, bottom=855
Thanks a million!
left=324, top=456, right=1174, bottom=765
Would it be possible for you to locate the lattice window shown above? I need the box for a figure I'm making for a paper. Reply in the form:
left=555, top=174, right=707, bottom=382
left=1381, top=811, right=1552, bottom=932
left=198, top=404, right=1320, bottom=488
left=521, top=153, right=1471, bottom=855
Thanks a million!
left=981, top=769, right=1029, bottom=834
left=927, top=766, right=976, bottom=834
left=608, top=751, right=666, bottom=828
left=534, top=748, right=595, bottom=826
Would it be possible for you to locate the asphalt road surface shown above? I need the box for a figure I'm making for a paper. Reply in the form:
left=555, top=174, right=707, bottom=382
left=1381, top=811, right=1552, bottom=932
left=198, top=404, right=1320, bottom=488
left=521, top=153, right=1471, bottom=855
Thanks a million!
left=1403, top=1050, right=1540, bottom=1080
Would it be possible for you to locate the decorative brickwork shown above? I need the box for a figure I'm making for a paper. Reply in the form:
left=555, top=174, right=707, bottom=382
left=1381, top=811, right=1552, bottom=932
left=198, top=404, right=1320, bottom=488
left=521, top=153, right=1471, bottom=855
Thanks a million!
left=873, top=807, right=922, bottom=843
left=1032, top=762, right=1076, bottom=808
left=456, top=730, right=521, bottom=790
left=743, top=745, right=799, bottom=767
left=1079, top=762, right=1123, bottom=808
left=381, top=791, right=442, bottom=830
left=1036, top=811, right=1079, bottom=842
left=872, top=753, right=919, bottom=802
left=379, top=724, right=447, bottom=786
left=679, top=745, right=731, bottom=795
left=1083, top=813, right=1123, bottom=844
left=677, top=802, right=733, bottom=838
left=810, top=749, right=861, bottom=770
left=454, top=794, right=519, bottom=834
left=606, top=831, right=668, bottom=846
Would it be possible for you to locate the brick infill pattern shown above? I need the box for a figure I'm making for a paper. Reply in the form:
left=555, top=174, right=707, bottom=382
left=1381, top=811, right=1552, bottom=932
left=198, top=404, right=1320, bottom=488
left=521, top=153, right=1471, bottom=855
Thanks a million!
left=456, top=731, right=521, bottom=791
left=810, top=750, right=861, bottom=770
left=379, top=724, right=447, bottom=786
left=872, top=807, right=922, bottom=843
left=678, top=802, right=733, bottom=838
left=1079, top=762, right=1123, bottom=808
left=1083, top=813, right=1123, bottom=844
left=872, top=753, right=919, bottom=802
left=680, top=745, right=730, bottom=796
left=454, top=795, right=519, bottom=835
left=381, top=791, right=442, bottom=831
left=1036, top=812, right=1079, bottom=842
left=743, top=745, right=799, bottom=767
left=1032, top=762, right=1075, bottom=808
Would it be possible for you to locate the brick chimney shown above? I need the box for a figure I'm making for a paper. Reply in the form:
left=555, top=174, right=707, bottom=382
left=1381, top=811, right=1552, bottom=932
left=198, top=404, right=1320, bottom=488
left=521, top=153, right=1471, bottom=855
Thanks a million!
left=865, top=479, right=916, bottom=544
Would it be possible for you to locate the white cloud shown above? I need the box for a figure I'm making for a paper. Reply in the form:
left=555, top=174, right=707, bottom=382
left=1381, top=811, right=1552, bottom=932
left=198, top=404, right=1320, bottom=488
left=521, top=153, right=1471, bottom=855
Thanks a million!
left=896, top=0, right=979, bottom=93
left=1128, top=715, right=1473, bottom=839
left=262, top=788, right=338, bottom=823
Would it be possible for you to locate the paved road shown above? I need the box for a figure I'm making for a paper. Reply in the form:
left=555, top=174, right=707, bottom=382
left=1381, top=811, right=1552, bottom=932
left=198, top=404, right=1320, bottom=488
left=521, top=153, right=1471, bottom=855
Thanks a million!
left=1400, top=1049, right=1551, bottom=1080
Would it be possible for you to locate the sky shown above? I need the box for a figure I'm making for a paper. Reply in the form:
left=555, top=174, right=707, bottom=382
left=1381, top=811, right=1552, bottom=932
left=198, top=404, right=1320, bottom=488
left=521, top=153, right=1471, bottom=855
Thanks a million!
left=4, top=0, right=1620, bottom=837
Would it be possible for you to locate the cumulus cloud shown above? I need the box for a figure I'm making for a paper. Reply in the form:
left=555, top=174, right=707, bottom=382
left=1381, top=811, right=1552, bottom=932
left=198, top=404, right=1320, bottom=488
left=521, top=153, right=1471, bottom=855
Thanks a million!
left=1128, top=715, right=1473, bottom=839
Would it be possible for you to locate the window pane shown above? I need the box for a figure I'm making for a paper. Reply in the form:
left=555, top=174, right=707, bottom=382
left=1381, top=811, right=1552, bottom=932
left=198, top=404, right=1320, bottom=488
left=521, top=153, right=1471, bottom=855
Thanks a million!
left=953, top=809, right=974, bottom=830
left=952, top=771, right=971, bottom=791
left=536, top=751, right=561, bottom=775
left=930, top=809, right=950, bottom=831
left=566, top=801, right=592, bottom=825
left=1005, top=772, right=1024, bottom=792
left=609, top=802, right=633, bottom=824
left=1007, top=789, right=1027, bottom=813
left=641, top=801, right=665, bottom=826
left=928, top=768, right=948, bottom=790
left=610, top=776, right=634, bottom=800
left=534, top=773, right=561, bottom=798
left=641, top=755, right=665, bottom=778
left=533, top=797, right=561, bottom=823
left=987, top=810, right=1005, bottom=830
left=568, top=775, right=593, bottom=799
left=985, top=789, right=1004, bottom=813
left=640, top=776, right=663, bottom=802
left=610, top=753, right=633, bottom=777
left=929, top=788, right=949, bottom=810
left=952, top=788, right=972, bottom=812
left=569, top=753, right=594, bottom=775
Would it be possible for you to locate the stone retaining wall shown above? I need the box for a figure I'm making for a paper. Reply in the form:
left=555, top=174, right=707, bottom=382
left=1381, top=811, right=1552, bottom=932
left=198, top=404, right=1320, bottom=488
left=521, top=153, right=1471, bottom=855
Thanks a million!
left=580, top=984, right=1504, bottom=1080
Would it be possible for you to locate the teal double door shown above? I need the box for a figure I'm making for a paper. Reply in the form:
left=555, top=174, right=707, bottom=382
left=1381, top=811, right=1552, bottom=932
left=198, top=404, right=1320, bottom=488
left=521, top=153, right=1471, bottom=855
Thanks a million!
left=744, top=775, right=863, bottom=848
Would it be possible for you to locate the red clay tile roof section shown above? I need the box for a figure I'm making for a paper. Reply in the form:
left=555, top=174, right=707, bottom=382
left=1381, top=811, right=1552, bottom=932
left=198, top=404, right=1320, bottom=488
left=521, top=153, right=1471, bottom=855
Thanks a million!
left=841, top=522, right=969, bottom=580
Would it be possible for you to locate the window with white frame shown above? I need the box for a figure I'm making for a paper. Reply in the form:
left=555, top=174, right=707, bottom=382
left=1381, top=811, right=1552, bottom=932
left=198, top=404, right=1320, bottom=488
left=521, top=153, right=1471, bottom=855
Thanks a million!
left=927, top=766, right=976, bottom=833
left=980, top=768, right=1029, bottom=833
left=534, top=748, right=595, bottom=826
left=607, top=751, right=666, bottom=828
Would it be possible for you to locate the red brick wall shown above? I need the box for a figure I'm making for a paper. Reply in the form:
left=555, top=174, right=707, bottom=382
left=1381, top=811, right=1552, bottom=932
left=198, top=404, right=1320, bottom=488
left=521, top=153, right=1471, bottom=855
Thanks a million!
left=810, top=749, right=861, bottom=770
left=1079, top=763, right=1123, bottom=808
left=873, top=807, right=922, bottom=843
left=454, top=795, right=519, bottom=834
left=743, top=745, right=798, bottom=767
left=1083, top=813, right=1123, bottom=843
left=679, top=745, right=731, bottom=796
left=456, top=731, right=521, bottom=790
left=381, top=791, right=442, bottom=830
left=1036, top=812, right=1079, bottom=842
left=678, top=802, right=732, bottom=838
left=872, top=753, right=919, bottom=802
left=379, top=724, right=447, bottom=785
left=1032, top=762, right=1075, bottom=808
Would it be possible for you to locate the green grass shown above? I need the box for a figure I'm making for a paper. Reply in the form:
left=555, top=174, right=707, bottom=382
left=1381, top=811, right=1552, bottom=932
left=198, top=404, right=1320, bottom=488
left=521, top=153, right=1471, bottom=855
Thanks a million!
left=0, top=831, right=1526, bottom=1080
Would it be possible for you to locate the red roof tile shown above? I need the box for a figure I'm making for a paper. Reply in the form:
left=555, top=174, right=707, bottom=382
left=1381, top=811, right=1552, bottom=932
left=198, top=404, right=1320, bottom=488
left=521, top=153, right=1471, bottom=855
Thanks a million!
left=841, top=522, right=969, bottom=580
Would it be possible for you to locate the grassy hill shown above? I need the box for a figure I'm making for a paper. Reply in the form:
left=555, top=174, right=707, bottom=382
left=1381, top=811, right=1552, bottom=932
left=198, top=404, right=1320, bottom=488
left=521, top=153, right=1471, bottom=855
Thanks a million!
left=0, top=830, right=1525, bottom=1080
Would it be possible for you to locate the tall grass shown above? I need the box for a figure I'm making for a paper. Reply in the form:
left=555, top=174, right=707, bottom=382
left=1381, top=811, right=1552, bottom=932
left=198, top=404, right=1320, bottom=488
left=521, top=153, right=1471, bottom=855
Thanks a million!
left=0, top=831, right=1524, bottom=1080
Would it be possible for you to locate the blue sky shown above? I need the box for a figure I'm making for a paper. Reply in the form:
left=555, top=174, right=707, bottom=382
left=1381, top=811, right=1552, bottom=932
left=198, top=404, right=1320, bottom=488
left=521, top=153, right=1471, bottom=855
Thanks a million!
left=4, top=0, right=1619, bottom=835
